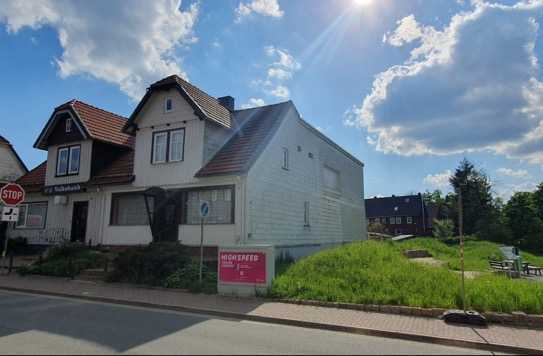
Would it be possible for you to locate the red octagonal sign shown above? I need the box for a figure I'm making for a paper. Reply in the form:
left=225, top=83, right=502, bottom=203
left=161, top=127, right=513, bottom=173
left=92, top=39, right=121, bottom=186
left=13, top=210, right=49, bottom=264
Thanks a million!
left=0, top=183, right=26, bottom=206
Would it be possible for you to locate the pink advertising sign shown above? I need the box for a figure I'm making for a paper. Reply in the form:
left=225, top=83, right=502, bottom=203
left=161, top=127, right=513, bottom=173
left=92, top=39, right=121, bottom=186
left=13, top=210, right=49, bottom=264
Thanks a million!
left=219, top=252, right=266, bottom=284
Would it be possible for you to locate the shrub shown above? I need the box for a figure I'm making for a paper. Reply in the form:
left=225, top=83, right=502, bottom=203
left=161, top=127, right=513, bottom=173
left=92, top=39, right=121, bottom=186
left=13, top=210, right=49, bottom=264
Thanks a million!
left=164, top=262, right=217, bottom=294
left=432, top=219, right=454, bottom=240
left=107, top=242, right=190, bottom=286
left=7, top=237, right=28, bottom=255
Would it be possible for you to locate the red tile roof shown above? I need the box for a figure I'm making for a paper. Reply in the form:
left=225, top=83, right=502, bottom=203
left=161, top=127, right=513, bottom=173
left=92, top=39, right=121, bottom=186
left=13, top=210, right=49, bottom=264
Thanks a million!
left=88, top=150, right=135, bottom=186
left=70, top=100, right=135, bottom=148
left=196, top=102, right=291, bottom=177
left=126, top=75, right=232, bottom=131
left=16, top=161, right=47, bottom=193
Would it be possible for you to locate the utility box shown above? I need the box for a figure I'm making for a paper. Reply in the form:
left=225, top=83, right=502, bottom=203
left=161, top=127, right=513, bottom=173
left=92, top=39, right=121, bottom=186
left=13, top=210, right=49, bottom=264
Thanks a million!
left=218, top=245, right=275, bottom=297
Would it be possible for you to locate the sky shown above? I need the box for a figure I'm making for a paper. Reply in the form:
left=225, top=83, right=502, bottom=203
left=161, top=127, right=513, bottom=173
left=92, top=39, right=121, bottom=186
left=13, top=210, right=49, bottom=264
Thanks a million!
left=1, top=0, right=543, bottom=200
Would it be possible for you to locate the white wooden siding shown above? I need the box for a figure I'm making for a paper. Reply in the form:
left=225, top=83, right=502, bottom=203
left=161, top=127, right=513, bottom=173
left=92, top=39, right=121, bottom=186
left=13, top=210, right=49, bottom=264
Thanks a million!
left=0, top=144, right=25, bottom=182
left=45, top=140, right=93, bottom=186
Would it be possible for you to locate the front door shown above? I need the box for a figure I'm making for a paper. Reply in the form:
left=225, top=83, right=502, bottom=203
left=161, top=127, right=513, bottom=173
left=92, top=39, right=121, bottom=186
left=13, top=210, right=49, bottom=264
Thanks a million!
left=71, top=201, right=88, bottom=243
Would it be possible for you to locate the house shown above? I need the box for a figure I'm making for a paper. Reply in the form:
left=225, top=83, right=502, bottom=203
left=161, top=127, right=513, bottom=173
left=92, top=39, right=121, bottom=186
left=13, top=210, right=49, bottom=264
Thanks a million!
left=0, top=135, right=28, bottom=184
left=8, top=75, right=366, bottom=257
left=365, top=194, right=431, bottom=236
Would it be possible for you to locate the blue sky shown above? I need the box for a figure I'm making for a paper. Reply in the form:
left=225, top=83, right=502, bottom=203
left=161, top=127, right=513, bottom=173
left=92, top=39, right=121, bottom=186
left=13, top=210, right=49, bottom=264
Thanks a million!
left=1, top=0, right=542, bottom=200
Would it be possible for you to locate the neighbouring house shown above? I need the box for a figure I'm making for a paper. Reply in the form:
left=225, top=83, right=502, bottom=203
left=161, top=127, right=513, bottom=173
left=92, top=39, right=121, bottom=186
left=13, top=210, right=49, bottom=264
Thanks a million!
left=0, top=135, right=28, bottom=184
left=365, top=194, right=432, bottom=236
left=8, top=75, right=366, bottom=258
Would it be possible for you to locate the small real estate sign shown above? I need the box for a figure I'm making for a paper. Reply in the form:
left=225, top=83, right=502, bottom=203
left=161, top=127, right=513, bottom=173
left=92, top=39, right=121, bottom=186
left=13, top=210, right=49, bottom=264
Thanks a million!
left=218, top=245, right=275, bottom=297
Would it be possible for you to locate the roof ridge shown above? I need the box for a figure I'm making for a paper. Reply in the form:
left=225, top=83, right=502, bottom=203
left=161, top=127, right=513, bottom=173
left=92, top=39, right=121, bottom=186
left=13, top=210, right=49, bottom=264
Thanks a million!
left=71, top=100, right=128, bottom=121
left=233, top=100, right=292, bottom=113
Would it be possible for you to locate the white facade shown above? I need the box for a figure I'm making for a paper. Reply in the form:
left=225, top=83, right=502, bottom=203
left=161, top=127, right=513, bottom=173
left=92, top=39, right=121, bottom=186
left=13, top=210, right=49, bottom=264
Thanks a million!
left=8, top=82, right=366, bottom=258
left=0, top=140, right=26, bottom=183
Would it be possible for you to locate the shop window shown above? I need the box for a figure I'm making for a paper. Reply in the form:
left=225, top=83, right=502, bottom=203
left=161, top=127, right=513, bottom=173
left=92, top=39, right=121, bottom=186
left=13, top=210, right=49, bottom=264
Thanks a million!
left=110, top=193, right=153, bottom=226
left=185, top=187, right=234, bottom=225
left=16, top=202, right=47, bottom=229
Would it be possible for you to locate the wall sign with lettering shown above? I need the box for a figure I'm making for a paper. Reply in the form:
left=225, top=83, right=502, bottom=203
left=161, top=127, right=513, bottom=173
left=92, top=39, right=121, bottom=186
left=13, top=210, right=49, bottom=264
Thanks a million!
left=43, top=184, right=84, bottom=195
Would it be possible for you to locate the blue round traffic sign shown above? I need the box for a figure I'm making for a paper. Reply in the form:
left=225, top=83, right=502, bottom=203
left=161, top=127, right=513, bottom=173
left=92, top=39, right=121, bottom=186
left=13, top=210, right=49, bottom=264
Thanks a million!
left=200, top=201, right=210, bottom=218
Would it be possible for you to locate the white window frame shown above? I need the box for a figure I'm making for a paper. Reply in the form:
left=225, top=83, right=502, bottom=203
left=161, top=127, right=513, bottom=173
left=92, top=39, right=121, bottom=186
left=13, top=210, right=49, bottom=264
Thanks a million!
left=396, top=216, right=402, bottom=224
left=152, top=131, right=168, bottom=164
left=165, top=98, right=173, bottom=113
left=407, top=216, right=413, bottom=224
left=16, top=202, right=47, bottom=229
left=282, top=147, right=289, bottom=170
left=390, top=217, right=396, bottom=225
left=56, top=147, right=70, bottom=176
left=168, top=129, right=185, bottom=162
left=68, top=146, right=81, bottom=175
left=66, top=118, right=72, bottom=133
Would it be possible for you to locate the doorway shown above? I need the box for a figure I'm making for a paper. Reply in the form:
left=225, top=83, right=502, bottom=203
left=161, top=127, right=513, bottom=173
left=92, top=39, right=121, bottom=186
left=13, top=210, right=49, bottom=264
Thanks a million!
left=71, top=201, right=88, bottom=243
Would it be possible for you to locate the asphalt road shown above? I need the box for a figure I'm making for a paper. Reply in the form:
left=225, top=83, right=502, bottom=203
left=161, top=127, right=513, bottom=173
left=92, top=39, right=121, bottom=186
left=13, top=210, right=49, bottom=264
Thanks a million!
left=0, top=291, right=493, bottom=355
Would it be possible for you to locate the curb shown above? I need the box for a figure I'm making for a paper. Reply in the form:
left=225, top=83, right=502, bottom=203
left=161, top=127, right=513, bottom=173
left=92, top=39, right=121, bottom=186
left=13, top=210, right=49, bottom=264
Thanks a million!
left=0, top=286, right=541, bottom=355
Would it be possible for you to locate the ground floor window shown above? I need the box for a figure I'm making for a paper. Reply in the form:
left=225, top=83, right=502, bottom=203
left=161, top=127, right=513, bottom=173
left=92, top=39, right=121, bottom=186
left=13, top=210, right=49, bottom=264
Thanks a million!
left=185, top=187, right=234, bottom=225
left=16, top=202, right=48, bottom=229
left=110, top=193, right=154, bottom=226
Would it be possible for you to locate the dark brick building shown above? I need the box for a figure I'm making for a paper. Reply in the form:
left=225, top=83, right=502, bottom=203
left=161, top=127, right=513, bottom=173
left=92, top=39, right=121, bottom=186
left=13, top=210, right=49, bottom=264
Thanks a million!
left=365, top=194, right=436, bottom=236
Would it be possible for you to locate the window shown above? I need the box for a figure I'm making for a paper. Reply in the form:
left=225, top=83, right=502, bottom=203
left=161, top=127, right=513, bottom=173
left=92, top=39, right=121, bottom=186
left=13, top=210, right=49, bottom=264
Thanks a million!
left=16, top=202, right=47, bottom=229
left=396, top=216, right=402, bottom=224
left=152, top=129, right=185, bottom=164
left=169, top=129, right=184, bottom=162
left=323, top=166, right=340, bottom=191
left=282, top=148, right=289, bottom=170
left=110, top=193, right=153, bottom=226
left=304, top=201, right=310, bottom=227
left=186, top=187, right=234, bottom=225
left=68, top=146, right=80, bottom=174
left=165, top=98, right=173, bottom=112
left=407, top=216, right=413, bottom=224
left=56, top=145, right=80, bottom=176
left=66, top=118, right=72, bottom=133
left=381, top=217, right=387, bottom=224
left=390, top=217, right=396, bottom=225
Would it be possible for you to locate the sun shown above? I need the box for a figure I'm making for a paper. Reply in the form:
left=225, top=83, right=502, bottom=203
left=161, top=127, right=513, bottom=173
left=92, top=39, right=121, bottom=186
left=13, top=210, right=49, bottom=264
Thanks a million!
left=353, top=0, right=373, bottom=6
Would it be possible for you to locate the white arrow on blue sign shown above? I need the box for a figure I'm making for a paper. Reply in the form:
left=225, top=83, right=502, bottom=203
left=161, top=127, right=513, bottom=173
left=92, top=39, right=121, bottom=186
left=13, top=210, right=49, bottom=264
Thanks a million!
left=199, top=200, right=210, bottom=218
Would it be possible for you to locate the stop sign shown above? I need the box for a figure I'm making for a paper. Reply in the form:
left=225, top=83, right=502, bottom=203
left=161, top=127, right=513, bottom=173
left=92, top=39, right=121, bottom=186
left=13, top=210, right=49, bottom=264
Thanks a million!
left=0, top=183, right=26, bottom=206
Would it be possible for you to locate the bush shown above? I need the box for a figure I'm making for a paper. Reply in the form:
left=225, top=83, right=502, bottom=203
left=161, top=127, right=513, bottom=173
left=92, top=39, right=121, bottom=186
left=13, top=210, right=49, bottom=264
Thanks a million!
left=164, top=262, right=217, bottom=294
left=107, top=242, right=190, bottom=286
left=432, top=219, right=454, bottom=240
left=17, top=243, right=106, bottom=278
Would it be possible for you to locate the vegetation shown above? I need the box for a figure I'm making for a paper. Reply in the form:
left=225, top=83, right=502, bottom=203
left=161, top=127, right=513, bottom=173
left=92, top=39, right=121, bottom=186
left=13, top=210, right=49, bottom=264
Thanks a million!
left=107, top=242, right=190, bottom=286
left=368, top=222, right=388, bottom=234
left=18, top=243, right=106, bottom=278
left=271, top=239, right=543, bottom=314
left=424, top=159, right=543, bottom=254
left=164, top=262, right=217, bottom=294
left=432, top=219, right=454, bottom=240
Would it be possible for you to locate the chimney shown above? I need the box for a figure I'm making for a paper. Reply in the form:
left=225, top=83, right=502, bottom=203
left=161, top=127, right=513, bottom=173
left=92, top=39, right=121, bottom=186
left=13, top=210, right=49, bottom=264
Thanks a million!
left=218, top=96, right=235, bottom=111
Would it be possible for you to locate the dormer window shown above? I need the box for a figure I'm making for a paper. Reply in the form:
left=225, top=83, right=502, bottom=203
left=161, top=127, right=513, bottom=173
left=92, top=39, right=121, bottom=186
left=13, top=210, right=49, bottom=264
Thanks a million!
left=165, top=98, right=173, bottom=113
left=66, top=118, right=72, bottom=133
left=56, top=145, right=80, bottom=176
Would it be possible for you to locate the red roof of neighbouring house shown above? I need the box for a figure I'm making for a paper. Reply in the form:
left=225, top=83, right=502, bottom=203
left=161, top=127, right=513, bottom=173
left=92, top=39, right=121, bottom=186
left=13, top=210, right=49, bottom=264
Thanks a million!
left=125, top=75, right=233, bottom=131
left=35, top=100, right=134, bottom=150
left=196, top=101, right=292, bottom=177
left=16, top=161, right=47, bottom=193
left=88, top=150, right=135, bottom=186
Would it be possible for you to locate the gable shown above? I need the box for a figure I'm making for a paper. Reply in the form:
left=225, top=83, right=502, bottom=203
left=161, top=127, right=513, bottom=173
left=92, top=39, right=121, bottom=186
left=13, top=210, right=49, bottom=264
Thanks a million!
left=45, top=111, right=85, bottom=146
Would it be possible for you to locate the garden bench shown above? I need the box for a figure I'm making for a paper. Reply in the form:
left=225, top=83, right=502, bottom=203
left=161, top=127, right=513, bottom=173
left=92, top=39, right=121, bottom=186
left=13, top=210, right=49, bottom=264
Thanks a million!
left=524, top=265, right=543, bottom=276
left=489, top=260, right=512, bottom=272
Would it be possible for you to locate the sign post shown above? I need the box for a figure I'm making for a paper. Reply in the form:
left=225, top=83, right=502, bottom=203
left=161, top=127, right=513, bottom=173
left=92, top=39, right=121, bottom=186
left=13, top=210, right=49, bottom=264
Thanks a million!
left=199, top=200, right=210, bottom=285
left=0, top=183, right=25, bottom=275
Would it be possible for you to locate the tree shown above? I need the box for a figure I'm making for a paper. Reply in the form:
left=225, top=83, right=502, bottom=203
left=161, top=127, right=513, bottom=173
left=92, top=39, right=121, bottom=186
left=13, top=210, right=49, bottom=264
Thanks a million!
left=504, top=192, right=543, bottom=252
left=432, top=219, right=454, bottom=240
left=534, top=183, right=543, bottom=221
left=449, top=159, right=494, bottom=236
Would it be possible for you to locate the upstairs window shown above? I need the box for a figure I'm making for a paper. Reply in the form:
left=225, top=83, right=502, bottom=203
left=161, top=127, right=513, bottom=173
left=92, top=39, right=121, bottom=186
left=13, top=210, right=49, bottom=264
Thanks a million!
left=282, top=148, right=289, bottom=170
left=323, top=166, right=340, bottom=191
left=152, top=129, right=185, bottom=164
left=66, top=118, right=72, bottom=133
left=56, top=145, right=80, bottom=176
left=165, top=98, right=173, bottom=113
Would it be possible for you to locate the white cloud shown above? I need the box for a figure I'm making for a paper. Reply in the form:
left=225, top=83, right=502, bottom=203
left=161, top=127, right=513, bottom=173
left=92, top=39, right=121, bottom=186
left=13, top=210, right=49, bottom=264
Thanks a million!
left=235, top=0, right=283, bottom=22
left=496, top=167, right=531, bottom=179
left=0, top=0, right=198, bottom=101
left=250, top=46, right=300, bottom=100
left=423, top=170, right=452, bottom=190
left=241, top=98, right=266, bottom=109
left=346, top=1, right=543, bottom=165
left=494, top=180, right=538, bottom=201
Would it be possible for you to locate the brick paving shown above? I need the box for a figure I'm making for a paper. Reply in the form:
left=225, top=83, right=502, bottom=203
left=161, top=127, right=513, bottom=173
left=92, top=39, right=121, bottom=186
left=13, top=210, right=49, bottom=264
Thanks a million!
left=0, top=274, right=542, bottom=352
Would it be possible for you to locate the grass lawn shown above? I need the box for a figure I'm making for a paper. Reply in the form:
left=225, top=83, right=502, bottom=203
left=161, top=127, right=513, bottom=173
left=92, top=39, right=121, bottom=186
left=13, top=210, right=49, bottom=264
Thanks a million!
left=271, top=239, right=543, bottom=314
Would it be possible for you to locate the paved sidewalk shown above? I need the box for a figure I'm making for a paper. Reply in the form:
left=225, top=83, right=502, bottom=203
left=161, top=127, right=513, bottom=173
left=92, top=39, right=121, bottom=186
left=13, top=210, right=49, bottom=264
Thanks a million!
left=0, top=274, right=542, bottom=354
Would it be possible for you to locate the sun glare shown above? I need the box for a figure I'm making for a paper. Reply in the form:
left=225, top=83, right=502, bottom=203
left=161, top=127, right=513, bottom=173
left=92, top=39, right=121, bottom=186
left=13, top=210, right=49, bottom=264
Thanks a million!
left=353, top=0, right=373, bottom=6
